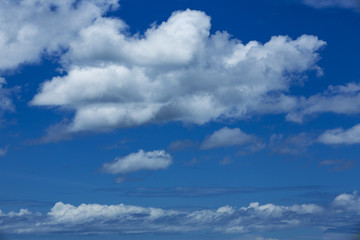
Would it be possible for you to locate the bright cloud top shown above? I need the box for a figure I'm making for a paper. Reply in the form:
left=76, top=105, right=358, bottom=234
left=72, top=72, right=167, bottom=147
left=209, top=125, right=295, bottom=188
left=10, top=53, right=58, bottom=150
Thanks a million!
left=31, top=9, right=326, bottom=132
left=0, top=192, right=359, bottom=236
left=201, top=127, right=259, bottom=149
left=0, top=0, right=119, bottom=71
left=102, top=149, right=172, bottom=174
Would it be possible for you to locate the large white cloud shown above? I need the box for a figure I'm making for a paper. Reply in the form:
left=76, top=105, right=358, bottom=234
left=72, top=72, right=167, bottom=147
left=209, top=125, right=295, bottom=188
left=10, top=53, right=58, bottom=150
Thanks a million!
left=101, top=149, right=172, bottom=174
left=0, top=192, right=359, bottom=236
left=318, top=123, right=360, bottom=144
left=31, top=9, right=326, bottom=132
left=0, top=0, right=119, bottom=71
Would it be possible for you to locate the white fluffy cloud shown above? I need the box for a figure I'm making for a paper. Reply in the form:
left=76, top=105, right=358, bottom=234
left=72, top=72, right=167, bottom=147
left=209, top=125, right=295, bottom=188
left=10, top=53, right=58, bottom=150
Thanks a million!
left=201, top=127, right=260, bottom=149
left=0, top=192, right=359, bottom=236
left=0, top=0, right=119, bottom=70
left=332, top=191, right=360, bottom=213
left=31, top=9, right=326, bottom=132
left=102, top=149, right=172, bottom=174
left=318, top=123, right=360, bottom=144
left=302, top=0, right=360, bottom=9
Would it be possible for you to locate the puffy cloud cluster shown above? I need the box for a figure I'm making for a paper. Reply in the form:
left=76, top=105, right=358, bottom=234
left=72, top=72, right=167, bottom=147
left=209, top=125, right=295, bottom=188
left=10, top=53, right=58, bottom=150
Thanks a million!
left=0, top=0, right=119, bottom=120
left=0, top=192, right=359, bottom=236
left=101, top=149, right=172, bottom=174
left=0, top=0, right=119, bottom=71
left=332, top=191, right=360, bottom=213
left=30, top=9, right=326, bottom=132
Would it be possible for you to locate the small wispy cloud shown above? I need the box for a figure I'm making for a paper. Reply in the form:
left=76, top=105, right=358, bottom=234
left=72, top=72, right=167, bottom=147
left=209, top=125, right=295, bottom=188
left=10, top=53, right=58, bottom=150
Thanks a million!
left=168, top=139, right=197, bottom=151
left=302, top=0, right=360, bottom=9
left=201, top=127, right=263, bottom=150
left=101, top=149, right=172, bottom=175
left=319, top=160, right=357, bottom=172
left=269, top=133, right=314, bottom=155
left=0, top=146, right=8, bottom=156
left=318, top=123, right=360, bottom=145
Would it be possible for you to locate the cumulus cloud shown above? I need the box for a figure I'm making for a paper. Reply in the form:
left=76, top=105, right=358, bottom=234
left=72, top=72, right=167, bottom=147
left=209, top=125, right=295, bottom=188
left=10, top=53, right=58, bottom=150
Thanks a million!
left=101, top=149, right=172, bottom=174
left=0, top=0, right=119, bottom=71
left=31, top=9, right=326, bottom=133
left=332, top=191, right=360, bottom=213
left=0, top=192, right=359, bottom=236
left=287, top=82, right=360, bottom=123
left=318, top=123, right=360, bottom=144
left=302, top=0, right=360, bottom=9
left=201, top=127, right=261, bottom=149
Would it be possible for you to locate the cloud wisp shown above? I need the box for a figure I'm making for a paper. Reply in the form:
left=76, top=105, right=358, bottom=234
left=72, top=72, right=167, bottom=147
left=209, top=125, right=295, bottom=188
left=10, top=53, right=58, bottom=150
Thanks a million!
left=287, top=82, right=360, bottom=123
left=302, top=0, right=360, bottom=9
left=101, top=149, right=172, bottom=175
left=201, top=127, right=262, bottom=150
left=318, top=123, right=360, bottom=145
left=0, top=191, right=359, bottom=237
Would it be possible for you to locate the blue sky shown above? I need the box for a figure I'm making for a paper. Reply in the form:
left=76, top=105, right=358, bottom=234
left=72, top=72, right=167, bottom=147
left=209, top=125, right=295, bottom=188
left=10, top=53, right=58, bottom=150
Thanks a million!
left=0, top=0, right=360, bottom=239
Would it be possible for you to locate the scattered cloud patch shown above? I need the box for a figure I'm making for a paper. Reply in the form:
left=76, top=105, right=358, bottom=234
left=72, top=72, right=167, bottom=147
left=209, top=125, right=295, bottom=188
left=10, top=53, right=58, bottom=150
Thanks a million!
left=318, top=123, right=360, bottom=144
left=0, top=192, right=359, bottom=236
left=270, top=133, right=313, bottom=155
left=30, top=9, right=326, bottom=132
left=201, top=127, right=261, bottom=149
left=101, top=150, right=172, bottom=175
left=287, top=82, right=360, bottom=123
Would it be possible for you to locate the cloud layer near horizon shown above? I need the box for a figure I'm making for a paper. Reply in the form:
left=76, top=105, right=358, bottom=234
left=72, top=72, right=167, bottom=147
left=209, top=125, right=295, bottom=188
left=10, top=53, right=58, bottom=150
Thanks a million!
left=0, top=191, right=359, bottom=236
